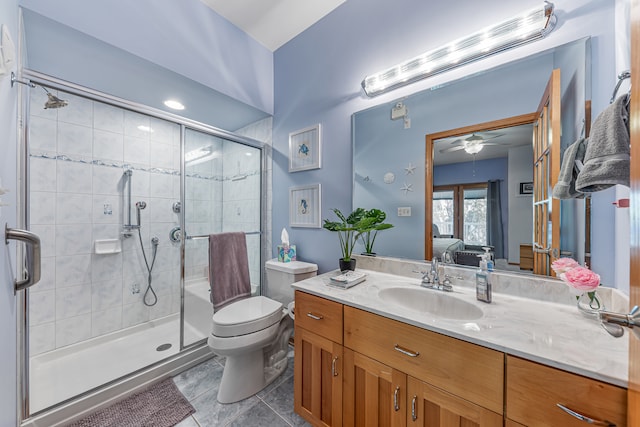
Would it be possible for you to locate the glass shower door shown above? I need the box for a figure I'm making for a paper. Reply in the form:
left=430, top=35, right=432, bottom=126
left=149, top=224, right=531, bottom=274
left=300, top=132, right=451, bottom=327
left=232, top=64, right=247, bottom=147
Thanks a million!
left=182, top=128, right=262, bottom=347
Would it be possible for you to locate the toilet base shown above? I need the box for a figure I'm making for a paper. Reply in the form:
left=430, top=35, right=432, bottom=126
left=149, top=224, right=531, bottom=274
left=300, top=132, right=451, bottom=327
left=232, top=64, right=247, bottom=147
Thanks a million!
left=217, top=350, right=265, bottom=404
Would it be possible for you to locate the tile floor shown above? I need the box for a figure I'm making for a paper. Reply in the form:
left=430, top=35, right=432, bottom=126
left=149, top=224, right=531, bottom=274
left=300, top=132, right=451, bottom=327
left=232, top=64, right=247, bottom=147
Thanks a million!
left=172, top=350, right=310, bottom=427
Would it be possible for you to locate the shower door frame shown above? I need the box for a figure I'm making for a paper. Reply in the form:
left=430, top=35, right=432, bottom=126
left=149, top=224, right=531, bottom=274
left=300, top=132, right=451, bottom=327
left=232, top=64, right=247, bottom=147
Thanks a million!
left=17, top=69, right=267, bottom=424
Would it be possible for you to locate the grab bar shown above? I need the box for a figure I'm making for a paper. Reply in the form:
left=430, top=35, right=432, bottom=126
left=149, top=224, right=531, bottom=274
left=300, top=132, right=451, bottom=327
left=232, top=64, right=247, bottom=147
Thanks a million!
left=5, top=224, right=41, bottom=293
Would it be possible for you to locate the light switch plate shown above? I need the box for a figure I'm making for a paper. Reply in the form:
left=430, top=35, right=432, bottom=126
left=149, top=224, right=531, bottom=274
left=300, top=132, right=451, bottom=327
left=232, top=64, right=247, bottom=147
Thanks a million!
left=397, top=207, right=411, bottom=217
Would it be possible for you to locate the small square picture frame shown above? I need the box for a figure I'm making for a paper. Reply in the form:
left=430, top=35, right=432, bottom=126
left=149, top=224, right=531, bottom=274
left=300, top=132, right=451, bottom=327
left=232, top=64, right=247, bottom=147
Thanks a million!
left=289, top=184, right=321, bottom=228
left=289, top=124, right=321, bottom=172
left=519, top=182, right=534, bottom=195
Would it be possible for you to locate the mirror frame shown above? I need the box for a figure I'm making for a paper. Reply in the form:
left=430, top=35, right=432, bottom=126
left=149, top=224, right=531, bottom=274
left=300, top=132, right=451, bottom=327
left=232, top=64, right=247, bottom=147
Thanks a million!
left=425, top=112, right=540, bottom=261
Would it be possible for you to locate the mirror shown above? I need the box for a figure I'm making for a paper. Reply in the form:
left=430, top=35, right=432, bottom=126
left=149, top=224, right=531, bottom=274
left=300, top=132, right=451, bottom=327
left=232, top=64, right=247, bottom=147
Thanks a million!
left=353, top=37, right=591, bottom=277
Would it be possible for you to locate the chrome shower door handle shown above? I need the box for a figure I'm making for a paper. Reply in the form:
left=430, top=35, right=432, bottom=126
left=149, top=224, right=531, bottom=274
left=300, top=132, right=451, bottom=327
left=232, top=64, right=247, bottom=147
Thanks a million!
left=5, top=224, right=41, bottom=292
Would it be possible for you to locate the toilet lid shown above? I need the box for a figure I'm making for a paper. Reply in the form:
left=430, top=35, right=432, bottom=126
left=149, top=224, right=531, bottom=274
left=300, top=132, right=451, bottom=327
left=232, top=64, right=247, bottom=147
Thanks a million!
left=212, top=296, right=283, bottom=337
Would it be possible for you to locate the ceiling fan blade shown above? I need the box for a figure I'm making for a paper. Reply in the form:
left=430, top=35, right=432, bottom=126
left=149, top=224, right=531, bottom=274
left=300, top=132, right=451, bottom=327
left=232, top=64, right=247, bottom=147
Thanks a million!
left=439, top=145, right=466, bottom=153
left=476, top=132, right=504, bottom=141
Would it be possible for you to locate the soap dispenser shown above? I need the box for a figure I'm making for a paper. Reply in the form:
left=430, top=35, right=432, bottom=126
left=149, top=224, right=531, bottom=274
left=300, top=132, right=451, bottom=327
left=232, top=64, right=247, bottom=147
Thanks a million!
left=476, top=252, right=492, bottom=303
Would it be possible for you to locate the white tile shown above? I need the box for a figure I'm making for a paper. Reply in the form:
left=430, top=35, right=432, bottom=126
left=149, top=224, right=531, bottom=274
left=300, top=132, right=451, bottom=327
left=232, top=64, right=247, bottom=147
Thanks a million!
left=29, top=290, right=56, bottom=326
left=30, top=191, right=56, bottom=225
left=36, top=256, right=56, bottom=292
left=91, top=278, right=123, bottom=312
left=29, top=116, right=57, bottom=153
left=92, top=306, right=122, bottom=337
left=57, top=93, right=93, bottom=127
left=124, top=136, right=150, bottom=166
left=124, top=110, right=151, bottom=139
left=149, top=295, right=173, bottom=320
left=30, top=157, right=57, bottom=192
left=122, top=302, right=149, bottom=328
left=55, top=224, right=93, bottom=256
left=56, top=285, right=92, bottom=320
left=91, top=252, right=123, bottom=282
left=92, top=223, right=122, bottom=242
left=93, top=129, right=124, bottom=162
left=56, top=254, right=92, bottom=288
left=92, top=195, right=121, bottom=224
left=149, top=142, right=174, bottom=169
left=130, top=169, right=150, bottom=198
left=30, top=322, right=56, bottom=356
left=93, top=165, right=126, bottom=196
left=56, top=314, right=92, bottom=348
left=149, top=117, right=178, bottom=145
left=56, top=193, right=93, bottom=224
left=57, top=122, right=93, bottom=158
left=30, top=225, right=56, bottom=258
left=149, top=173, right=175, bottom=199
left=57, top=161, right=92, bottom=194
left=93, top=102, right=124, bottom=134
left=148, top=198, right=174, bottom=223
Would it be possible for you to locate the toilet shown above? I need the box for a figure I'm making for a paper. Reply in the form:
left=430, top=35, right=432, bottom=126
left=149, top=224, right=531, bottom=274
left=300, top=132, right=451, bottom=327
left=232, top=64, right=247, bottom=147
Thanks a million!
left=207, top=258, right=317, bottom=403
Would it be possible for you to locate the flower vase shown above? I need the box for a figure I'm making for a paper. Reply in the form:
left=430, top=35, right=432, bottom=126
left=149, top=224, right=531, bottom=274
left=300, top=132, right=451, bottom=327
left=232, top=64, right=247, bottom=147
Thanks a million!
left=576, top=291, right=604, bottom=318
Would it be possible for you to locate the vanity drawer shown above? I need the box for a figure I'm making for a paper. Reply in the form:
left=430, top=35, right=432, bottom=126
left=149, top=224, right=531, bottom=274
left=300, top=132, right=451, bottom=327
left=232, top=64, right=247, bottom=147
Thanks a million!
left=343, top=306, right=503, bottom=413
left=295, top=291, right=343, bottom=344
left=506, top=355, right=627, bottom=427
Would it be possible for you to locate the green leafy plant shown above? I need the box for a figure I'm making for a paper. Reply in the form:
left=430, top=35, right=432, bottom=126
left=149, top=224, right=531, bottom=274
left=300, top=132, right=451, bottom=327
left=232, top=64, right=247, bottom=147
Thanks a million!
left=322, top=208, right=366, bottom=262
left=359, top=208, right=394, bottom=255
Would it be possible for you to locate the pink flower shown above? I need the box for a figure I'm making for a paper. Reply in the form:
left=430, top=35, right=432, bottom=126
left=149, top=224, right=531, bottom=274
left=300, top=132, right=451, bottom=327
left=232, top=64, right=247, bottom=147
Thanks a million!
left=559, top=266, right=600, bottom=292
left=551, top=258, right=579, bottom=274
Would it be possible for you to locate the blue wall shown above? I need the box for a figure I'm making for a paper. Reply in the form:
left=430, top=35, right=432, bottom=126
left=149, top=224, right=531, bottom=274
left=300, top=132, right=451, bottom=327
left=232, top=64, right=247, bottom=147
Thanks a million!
left=19, top=0, right=274, bottom=115
left=273, top=0, right=617, bottom=279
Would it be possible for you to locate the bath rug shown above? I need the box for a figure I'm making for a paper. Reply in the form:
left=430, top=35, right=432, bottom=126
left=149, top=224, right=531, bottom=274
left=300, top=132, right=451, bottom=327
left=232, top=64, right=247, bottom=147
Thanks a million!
left=66, top=378, right=195, bottom=427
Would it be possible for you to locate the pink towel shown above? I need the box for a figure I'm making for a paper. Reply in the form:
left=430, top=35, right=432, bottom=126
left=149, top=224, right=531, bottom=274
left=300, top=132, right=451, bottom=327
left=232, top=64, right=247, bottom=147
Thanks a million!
left=208, top=232, right=251, bottom=310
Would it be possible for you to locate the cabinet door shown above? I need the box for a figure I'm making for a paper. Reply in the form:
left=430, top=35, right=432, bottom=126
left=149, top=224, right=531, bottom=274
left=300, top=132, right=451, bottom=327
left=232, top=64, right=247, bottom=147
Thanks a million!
left=343, top=348, right=407, bottom=427
left=294, top=327, right=343, bottom=427
left=406, top=376, right=503, bottom=427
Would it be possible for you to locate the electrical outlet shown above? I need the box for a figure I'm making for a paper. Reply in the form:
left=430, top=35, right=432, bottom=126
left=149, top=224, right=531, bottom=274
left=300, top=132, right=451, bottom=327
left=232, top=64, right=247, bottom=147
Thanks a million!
left=397, top=207, right=411, bottom=217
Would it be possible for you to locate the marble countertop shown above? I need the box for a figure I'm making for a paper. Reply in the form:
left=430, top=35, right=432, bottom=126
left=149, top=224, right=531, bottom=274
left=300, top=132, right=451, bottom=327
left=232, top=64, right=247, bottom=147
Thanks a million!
left=292, top=268, right=629, bottom=388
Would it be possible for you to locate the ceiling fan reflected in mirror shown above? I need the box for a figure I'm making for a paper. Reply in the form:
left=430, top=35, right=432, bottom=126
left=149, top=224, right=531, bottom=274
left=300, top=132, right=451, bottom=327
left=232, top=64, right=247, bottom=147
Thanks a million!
left=439, top=132, right=506, bottom=154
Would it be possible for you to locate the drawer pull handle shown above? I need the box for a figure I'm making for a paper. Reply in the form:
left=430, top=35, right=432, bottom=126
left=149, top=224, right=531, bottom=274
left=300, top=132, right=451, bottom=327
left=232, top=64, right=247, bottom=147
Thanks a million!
left=393, top=386, right=400, bottom=411
left=411, top=395, right=417, bottom=421
left=394, top=344, right=420, bottom=357
left=306, top=312, right=324, bottom=320
left=556, top=404, right=615, bottom=426
left=331, top=356, right=338, bottom=376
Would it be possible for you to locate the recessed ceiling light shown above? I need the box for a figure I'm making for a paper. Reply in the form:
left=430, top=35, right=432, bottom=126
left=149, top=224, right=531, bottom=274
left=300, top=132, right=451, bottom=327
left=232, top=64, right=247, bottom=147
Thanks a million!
left=137, top=125, right=154, bottom=133
left=164, top=99, right=185, bottom=110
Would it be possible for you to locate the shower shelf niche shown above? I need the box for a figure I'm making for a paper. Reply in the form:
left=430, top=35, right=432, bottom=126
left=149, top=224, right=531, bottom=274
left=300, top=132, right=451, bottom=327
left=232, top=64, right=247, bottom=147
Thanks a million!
left=94, top=239, right=122, bottom=254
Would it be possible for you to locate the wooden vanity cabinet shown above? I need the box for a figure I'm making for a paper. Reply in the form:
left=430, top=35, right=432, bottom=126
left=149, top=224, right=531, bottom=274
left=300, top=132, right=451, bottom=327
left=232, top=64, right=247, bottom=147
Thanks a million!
left=506, top=355, right=627, bottom=427
left=294, top=291, right=343, bottom=426
left=343, top=348, right=407, bottom=427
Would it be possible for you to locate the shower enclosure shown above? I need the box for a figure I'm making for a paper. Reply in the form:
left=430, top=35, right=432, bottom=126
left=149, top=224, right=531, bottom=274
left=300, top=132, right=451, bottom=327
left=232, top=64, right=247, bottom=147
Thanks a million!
left=20, top=73, right=267, bottom=420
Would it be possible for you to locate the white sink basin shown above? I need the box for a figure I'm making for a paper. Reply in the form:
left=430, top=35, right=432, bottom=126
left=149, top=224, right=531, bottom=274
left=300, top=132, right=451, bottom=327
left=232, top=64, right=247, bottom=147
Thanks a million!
left=378, top=287, right=483, bottom=320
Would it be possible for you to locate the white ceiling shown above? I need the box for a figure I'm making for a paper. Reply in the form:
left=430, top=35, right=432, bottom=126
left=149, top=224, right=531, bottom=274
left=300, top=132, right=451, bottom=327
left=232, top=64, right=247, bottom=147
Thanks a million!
left=199, top=0, right=347, bottom=51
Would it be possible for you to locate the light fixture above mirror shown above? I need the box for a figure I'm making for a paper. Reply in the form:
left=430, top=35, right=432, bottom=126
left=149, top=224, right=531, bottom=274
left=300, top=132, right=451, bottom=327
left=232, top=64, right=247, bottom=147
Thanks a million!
left=361, top=2, right=557, bottom=97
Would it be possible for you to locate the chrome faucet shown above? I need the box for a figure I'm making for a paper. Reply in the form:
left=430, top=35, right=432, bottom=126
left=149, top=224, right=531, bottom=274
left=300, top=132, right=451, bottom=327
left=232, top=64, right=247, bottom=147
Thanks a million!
left=430, top=257, right=439, bottom=285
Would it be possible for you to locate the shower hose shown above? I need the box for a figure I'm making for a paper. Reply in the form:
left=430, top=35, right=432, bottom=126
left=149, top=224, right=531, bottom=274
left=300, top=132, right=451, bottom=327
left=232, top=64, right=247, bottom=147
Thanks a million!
left=137, top=229, right=159, bottom=306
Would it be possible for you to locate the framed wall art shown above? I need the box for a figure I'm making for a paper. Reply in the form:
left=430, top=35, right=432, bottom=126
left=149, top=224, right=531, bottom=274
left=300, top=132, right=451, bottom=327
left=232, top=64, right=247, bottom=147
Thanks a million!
left=519, top=182, right=534, bottom=195
left=289, top=184, right=321, bottom=228
left=289, top=124, right=321, bottom=172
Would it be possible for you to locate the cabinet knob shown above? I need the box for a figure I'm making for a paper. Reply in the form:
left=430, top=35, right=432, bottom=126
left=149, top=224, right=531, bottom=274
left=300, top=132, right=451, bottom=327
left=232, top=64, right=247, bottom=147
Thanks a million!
left=556, top=403, right=616, bottom=426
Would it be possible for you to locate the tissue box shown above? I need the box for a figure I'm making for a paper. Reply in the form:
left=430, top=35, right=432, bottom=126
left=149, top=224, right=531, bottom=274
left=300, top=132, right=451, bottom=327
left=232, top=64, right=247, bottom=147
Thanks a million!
left=277, top=245, right=296, bottom=262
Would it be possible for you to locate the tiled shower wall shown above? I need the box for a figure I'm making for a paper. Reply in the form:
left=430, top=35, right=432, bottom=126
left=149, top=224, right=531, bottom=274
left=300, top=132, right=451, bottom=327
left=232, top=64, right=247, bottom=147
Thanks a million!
left=28, top=88, right=268, bottom=356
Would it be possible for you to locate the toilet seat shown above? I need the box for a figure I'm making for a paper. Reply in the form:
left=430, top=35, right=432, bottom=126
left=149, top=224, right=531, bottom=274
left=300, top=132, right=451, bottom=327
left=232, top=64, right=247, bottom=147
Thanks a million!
left=212, top=296, right=283, bottom=337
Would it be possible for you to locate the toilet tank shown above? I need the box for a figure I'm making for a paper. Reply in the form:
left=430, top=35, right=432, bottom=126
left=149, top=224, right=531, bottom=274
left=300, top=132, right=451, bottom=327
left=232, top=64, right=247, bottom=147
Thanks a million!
left=265, top=259, right=317, bottom=305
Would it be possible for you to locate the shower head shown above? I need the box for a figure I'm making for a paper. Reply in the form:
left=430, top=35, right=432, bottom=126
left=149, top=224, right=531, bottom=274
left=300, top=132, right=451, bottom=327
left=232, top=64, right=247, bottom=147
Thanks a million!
left=135, top=201, right=146, bottom=227
left=42, top=87, right=68, bottom=109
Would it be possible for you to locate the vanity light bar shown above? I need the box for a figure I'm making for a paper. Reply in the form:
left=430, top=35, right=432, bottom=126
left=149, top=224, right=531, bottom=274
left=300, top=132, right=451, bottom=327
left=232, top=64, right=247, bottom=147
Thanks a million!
left=361, top=2, right=556, bottom=97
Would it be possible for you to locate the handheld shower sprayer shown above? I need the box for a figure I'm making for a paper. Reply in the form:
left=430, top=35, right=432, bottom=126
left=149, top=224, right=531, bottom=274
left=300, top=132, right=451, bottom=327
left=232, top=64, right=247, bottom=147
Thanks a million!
left=135, top=201, right=147, bottom=227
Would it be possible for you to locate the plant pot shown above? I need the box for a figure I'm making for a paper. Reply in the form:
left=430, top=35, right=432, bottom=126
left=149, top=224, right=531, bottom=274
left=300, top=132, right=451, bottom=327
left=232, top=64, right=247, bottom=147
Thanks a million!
left=339, top=258, right=356, bottom=272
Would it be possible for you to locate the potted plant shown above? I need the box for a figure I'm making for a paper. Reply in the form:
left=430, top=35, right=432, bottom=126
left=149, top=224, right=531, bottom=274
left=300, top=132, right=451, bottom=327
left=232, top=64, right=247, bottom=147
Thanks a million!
left=323, top=208, right=366, bottom=271
left=359, top=208, right=394, bottom=256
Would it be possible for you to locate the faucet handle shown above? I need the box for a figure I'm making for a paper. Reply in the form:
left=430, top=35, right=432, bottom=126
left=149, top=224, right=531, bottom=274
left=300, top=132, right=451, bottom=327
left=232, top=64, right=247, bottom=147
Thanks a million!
left=441, top=276, right=454, bottom=292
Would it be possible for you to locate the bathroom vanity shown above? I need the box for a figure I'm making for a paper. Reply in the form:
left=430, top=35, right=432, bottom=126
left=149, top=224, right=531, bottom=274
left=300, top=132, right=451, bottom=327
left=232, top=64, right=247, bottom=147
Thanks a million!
left=292, top=261, right=628, bottom=427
